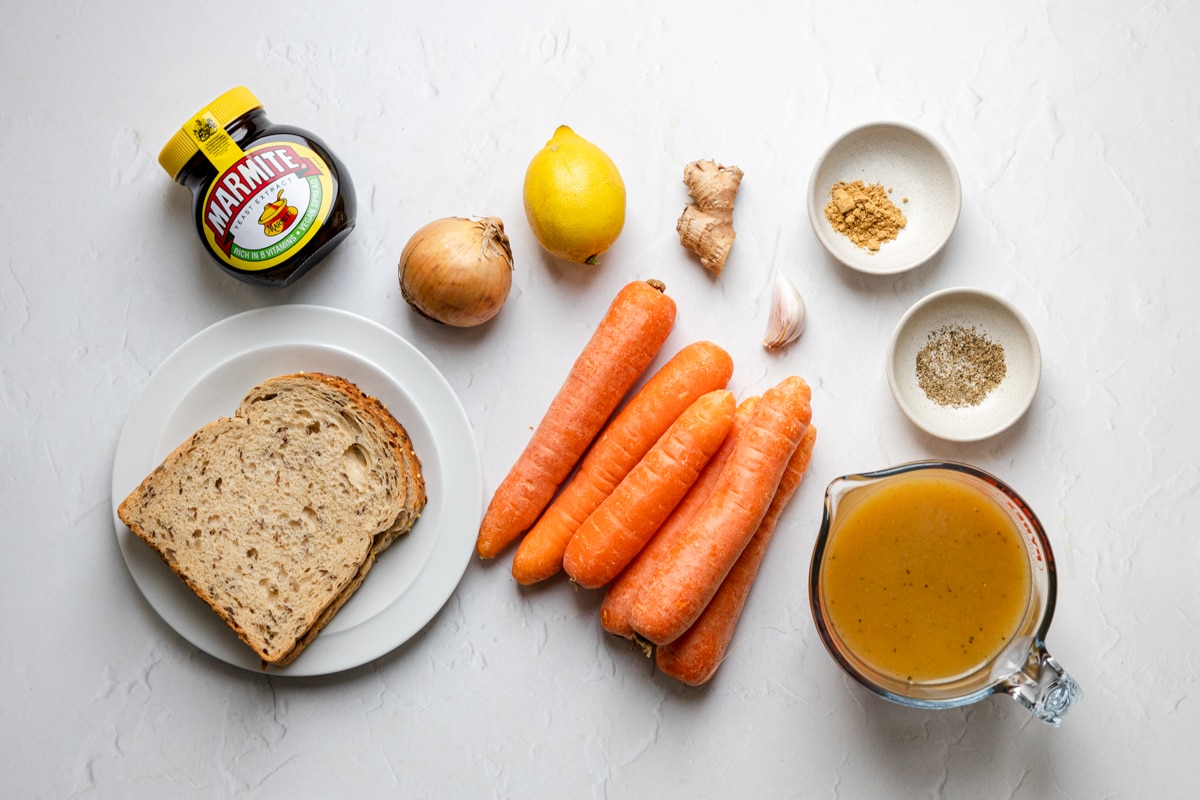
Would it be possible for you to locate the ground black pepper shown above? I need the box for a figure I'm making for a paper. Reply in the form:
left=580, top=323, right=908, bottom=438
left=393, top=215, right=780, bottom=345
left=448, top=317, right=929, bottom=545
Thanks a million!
left=915, top=324, right=1006, bottom=407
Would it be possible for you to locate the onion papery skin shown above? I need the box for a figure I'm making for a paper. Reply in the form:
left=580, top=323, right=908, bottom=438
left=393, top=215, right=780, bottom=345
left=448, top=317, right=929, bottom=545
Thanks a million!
left=399, top=216, right=514, bottom=327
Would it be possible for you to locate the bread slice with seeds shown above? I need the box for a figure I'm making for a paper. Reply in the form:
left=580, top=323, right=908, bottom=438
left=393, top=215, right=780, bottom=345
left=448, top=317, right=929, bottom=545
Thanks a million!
left=118, top=372, right=426, bottom=667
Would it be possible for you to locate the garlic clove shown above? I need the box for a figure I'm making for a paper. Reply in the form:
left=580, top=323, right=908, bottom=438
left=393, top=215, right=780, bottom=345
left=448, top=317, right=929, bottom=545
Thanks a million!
left=763, top=269, right=806, bottom=350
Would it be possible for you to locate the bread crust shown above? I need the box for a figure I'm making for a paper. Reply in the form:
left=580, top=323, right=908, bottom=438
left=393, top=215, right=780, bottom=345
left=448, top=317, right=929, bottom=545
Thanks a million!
left=118, top=372, right=427, bottom=667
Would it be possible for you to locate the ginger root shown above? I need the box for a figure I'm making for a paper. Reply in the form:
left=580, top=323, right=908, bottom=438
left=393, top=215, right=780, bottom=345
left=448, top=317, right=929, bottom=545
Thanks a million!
left=676, top=159, right=743, bottom=276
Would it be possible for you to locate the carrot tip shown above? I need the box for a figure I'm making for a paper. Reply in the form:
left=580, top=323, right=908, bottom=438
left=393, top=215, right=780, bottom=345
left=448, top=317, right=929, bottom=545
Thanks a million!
left=635, top=635, right=654, bottom=659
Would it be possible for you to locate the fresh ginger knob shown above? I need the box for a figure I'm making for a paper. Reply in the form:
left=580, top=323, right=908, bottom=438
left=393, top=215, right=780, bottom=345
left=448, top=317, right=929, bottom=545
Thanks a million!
left=676, top=159, right=743, bottom=276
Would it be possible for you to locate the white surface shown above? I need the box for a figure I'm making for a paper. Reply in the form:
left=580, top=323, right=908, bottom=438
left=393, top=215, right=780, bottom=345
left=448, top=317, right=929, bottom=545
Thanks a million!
left=110, top=305, right=481, bottom=676
left=887, top=287, right=1042, bottom=441
left=807, top=122, right=962, bottom=274
left=3, top=1, right=1198, bottom=797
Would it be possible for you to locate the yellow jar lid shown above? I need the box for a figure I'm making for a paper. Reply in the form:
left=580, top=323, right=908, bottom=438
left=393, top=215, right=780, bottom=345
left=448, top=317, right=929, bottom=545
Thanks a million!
left=158, top=86, right=263, bottom=178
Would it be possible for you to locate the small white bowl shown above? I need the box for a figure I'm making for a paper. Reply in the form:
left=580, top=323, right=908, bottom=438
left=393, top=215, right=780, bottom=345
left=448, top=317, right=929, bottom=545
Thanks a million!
left=807, top=122, right=961, bottom=275
left=886, top=288, right=1041, bottom=441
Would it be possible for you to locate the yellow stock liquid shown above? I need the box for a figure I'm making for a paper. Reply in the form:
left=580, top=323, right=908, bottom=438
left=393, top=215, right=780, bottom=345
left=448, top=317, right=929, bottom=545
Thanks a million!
left=821, top=473, right=1032, bottom=684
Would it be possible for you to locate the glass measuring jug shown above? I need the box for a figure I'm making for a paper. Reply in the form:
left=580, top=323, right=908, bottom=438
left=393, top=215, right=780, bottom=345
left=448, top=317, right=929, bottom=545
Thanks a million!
left=808, top=461, right=1082, bottom=726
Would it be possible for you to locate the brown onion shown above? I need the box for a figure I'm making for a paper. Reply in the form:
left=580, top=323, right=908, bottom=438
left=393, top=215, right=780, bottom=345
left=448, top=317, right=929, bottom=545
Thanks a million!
left=399, top=216, right=514, bottom=327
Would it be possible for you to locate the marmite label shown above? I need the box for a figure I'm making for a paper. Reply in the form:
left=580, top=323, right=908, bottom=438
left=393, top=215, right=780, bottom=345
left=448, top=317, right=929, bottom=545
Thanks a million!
left=199, top=142, right=335, bottom=271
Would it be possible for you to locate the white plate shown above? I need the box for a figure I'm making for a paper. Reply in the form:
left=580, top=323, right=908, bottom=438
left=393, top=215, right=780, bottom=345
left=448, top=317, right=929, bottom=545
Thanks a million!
left=886, top=288, right=1041, bottom=442
left=110, top=305, right=481, bottom=676
left=807, top=122, right=961, bottom=275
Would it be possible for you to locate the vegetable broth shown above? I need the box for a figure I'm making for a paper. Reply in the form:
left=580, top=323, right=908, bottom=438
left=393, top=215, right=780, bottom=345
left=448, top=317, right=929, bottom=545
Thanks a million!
left=821, top=472, right=1032, bottom=683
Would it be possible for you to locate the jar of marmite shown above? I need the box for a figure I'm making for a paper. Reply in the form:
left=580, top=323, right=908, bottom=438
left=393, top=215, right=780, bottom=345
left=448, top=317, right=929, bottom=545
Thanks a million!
left=158, top=86, right=357, bottom=287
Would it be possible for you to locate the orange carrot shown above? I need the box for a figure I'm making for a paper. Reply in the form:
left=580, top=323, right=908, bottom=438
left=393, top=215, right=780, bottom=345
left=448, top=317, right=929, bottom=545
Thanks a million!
left=476, top=280, right=677, bottom=559
left=656, top=424, right=817, bottom=685
left=628, top=375, right=812, bottom=645
left=563, top=390, right=736, bottom=589
left=599, top=395, right=758, bottom=639
left=512, top=341, right=734, bottom=584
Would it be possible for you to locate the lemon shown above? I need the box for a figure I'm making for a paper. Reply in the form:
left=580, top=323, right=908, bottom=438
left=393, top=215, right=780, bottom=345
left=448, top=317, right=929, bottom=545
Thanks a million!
left=523, top=125, right=626, bottom=265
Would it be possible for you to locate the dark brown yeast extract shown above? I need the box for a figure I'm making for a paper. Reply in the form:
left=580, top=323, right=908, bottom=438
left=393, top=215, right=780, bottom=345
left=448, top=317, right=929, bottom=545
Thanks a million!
left=158, top=86, right=356, bottom=287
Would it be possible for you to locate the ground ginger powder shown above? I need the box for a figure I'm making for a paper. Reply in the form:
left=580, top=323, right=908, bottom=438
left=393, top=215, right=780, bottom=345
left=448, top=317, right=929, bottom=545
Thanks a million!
left=823, top=180, right=907, bottom=251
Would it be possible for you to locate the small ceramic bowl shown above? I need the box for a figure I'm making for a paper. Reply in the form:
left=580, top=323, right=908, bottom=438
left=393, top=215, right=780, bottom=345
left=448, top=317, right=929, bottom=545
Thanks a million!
left=886, top=288, right=1041, bottom=441
left=807, top=122, right=961, bottom=275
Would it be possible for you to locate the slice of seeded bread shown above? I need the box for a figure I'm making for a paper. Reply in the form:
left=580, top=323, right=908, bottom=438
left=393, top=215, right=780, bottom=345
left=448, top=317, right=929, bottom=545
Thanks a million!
left=118, top=372, right=426, bottom=667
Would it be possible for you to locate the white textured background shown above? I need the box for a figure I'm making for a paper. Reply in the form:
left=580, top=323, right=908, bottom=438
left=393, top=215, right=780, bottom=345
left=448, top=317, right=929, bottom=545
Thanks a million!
left=3, top=1, right=1197, bottom=797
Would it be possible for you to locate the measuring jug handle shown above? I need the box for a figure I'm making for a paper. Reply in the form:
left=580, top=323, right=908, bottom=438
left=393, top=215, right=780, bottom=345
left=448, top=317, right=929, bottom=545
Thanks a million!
left=1002, top=643, right=1083, bottom=727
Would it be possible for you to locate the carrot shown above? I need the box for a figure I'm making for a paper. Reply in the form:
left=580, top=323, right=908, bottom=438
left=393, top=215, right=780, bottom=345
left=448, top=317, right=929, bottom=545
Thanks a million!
left=476, top=280, right=677, bottom=559
left=656, top=424, right=817, bottom=685
left=512, top=341, right=734, bottom=584
left=599, top=395, right=758, bottom=639
left=562, top=390, right=736, bottom=589
left=628, top=375, right=812, bottom=645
